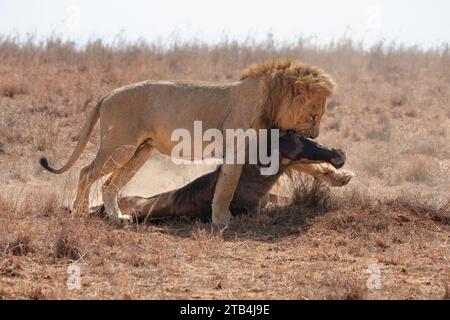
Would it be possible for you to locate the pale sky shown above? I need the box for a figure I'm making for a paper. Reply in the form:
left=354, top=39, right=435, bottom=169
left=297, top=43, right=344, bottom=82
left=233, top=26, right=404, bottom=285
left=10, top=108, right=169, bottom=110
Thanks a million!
left=0, top=0, right=449, bottom=47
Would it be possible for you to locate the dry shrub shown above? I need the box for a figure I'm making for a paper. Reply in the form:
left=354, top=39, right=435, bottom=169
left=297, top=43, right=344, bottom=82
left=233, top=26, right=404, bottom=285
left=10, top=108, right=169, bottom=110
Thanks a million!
left=123, top=292, right=137, bottom=300
left=128, top=253, right=147, bottom=267
left=192, top=224, right=223, bottom=242
left=25, top=287, right=48, bottom=300
left=327, top=120, right=341, bottom=131
left=324, top=276, right=367, bottom=300
left=33, top=115, right=62, bottom=152
left=444, top=283, right=450, bottom=300
left=35, top=193, right=60, bottom=217
left=0, top=80, right=27, bottom=98
left=289, top=174, right=374, bottom=214
left=0, top=195, right=15, bottom=216
left=365, top=117, right=391, bottom=141
left=403, top=155, right=439, bottom=183
left=16, top=192, right=60, bottom=218
left=0, top=127, right=28, bottom=145
left=387, top=195, right=450, bottom=225
left=53, top=224, right=83, bottom=261
left=292, top=175, right=335, bottom=212
left=0, top=255, right=23, bottom=277
left=191, top=224, right=224, bottom=251
left=412, top=139, right=446, bottom=159
left=359, top=152, right=386, bottom=179
left=405, top=110, right=417, bottom=118
left=390, top=95, right=407, bottom=107
left=285, top=172, right=449, bottom=226
left=0, top=288, right=12, bottom=299
left=8, top=233, right=34, bottom=256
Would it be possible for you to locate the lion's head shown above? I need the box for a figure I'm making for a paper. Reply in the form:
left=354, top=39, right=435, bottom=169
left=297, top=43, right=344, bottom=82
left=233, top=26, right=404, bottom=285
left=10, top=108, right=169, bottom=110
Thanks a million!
left=241, top=59, right=336, bottom=139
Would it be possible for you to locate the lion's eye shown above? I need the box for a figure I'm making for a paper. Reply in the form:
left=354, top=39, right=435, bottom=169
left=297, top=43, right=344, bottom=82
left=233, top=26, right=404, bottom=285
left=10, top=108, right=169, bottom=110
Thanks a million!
left=310, top=115, right=317, bottom=122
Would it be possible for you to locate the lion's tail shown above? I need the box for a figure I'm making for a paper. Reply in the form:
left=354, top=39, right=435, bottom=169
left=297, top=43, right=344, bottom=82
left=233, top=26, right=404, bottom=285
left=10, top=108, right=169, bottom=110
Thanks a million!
left=39, top=96, right=105, bottom=174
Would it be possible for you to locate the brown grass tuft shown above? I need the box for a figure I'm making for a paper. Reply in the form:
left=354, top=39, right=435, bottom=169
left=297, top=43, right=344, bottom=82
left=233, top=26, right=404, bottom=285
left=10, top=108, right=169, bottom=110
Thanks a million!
left=289, top=174, right=374, bottom=213
left=53, top=225, right=83, bottom=261
left=444, top=283, right=450, bottom=300
left=26, top=288, right=48, bottom=300
left=390, top=95, right=407, bottom=107
left=323, top=276, right=367, bottom=300
left=403, top=155, right=438, bottom=183
left=0, top=255, right=23, bottom=277
left=292, top=176, right=335, bottom=212
left=0, top=80, right=27, bottom=98
left=21, top=192, right=59, bottom=217
left=387, top=195, right=450, bottom=225
left=8, top=233, right=34, bottom=256
left=0, top=287, right=12, bottom=300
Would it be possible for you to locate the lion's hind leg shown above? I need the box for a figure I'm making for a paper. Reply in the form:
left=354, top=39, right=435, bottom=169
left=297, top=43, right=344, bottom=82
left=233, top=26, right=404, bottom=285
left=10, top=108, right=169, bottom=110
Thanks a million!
left=72, top=162, right=107, bottom=216
left=72, top=139, right=137, bottom=216
left=102, top=140, right=154, bottom=226
left=72, top=150, right=118, bottom=216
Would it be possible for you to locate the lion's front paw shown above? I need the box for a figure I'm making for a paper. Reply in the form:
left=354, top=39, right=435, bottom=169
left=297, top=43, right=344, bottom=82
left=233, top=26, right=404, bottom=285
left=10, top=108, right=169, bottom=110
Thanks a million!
left=119, top=214, right=133, bottom=222
left=211, top=209, right=232, bottom=230
left=323, top=169, right=355, bottom=187
left=109, top=213, right=133, bottom=228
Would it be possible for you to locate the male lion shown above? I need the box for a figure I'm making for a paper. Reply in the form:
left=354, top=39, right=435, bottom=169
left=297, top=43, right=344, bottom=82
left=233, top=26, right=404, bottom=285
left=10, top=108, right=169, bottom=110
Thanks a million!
left=40, top=59, right=336, bottom=228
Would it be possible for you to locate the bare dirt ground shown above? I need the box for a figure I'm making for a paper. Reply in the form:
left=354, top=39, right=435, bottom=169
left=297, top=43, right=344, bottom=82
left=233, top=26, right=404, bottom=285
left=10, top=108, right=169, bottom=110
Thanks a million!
left=0, top=37, right=449, bottom=299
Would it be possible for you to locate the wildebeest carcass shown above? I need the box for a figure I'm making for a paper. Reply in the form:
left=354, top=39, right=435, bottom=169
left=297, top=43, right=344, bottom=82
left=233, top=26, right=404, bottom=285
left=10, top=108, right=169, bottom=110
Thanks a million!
left=91, top=131, right=352, bottom=223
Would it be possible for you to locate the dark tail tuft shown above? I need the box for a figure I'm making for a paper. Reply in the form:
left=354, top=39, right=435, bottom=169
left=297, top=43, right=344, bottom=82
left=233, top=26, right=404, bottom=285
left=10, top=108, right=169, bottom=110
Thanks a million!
left=39, top=157, right=57, bottom=173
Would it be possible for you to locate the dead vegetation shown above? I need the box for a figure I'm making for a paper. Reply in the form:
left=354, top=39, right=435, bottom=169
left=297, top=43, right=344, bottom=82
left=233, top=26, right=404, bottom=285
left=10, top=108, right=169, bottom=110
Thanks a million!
left=0, top=36, right=449, bottom=299
left=0, top=80, right=27, bottom=98
left=53, top=224, right=83, bottom=261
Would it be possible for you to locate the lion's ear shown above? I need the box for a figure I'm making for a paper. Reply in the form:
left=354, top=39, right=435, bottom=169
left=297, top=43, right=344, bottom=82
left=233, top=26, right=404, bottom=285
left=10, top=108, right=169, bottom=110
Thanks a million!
left=294, top=80, right=312, bottom=102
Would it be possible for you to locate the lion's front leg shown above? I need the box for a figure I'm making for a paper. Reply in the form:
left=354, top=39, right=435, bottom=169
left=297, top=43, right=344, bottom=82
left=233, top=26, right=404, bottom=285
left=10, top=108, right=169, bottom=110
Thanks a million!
left=293, top=163, right=355, bottom=187
left=211, top=164, right=244, bottom=228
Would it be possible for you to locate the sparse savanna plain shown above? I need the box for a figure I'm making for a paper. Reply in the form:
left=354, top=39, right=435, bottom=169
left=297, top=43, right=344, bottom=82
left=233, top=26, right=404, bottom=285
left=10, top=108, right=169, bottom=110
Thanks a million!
left=0, top=36, right=449, bottom=299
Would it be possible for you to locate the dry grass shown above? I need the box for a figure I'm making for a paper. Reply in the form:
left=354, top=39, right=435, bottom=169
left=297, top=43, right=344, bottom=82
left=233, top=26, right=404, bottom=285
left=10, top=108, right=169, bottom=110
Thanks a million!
left=53, top=225, right=83, bottom=261
left=403, top=155, right=439, bottom=183
left=0, top=80, right=27, bottom=98
left=444, top=283, right=450, bottom=300
left=0, top=36, right=449, bottom=299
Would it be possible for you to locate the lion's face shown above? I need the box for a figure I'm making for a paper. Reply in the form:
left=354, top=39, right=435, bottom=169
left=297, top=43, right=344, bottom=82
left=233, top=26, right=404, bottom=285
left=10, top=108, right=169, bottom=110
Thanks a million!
left=292, top=95, right=327, bottom=139
left=245, top=59, right=335, bottom=139
left=277, top=94, right=327, bottom=139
